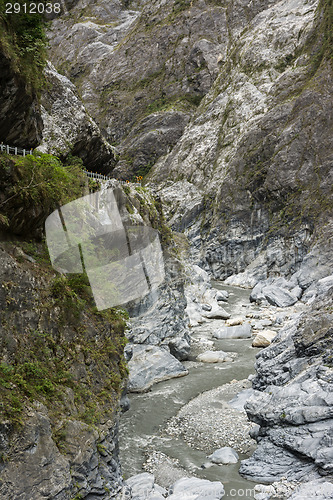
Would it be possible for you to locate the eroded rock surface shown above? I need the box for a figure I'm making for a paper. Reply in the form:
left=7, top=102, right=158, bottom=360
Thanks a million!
left=240, top=283, right=333, bottom=484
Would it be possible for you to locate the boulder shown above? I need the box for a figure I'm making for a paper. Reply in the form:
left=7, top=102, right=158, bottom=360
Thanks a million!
left=250, top=281, right=298, bottom=307
left=125, top=473, right=155, bottom=497
left=168, top=477, right=224, bottom=500
left=240, top=439, right=319, bottom=483
left=213, top=323, right=251, bottom=339
left=226, top=317, right=243, bottom=326
left=215, top=290, right=229, bottom=302
left=168, top=336, right=191, bottom=361
left=208, top=447, right=239, bottom=465
left=252, top=330, right=277, bottom=347
left=202, top=305, right=230, bottom=320
left=185, top=301, right=204, bottom=326
left=128, top=345, right=188, bottom=392
left=289, top=480, right=333, bottom=500
left=229, top=389, right=256, bottom=411
left=263, top=285, right=298, bottom=308
left=125, top=472, right=167, bottom=499
left=197, top=350, right=231, bottom=363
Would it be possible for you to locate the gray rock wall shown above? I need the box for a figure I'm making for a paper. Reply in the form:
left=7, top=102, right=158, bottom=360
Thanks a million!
left=240, top=280, right=333, bottom=484
left=38, top=62, right=117, bottom=174
left=149, top=0, right=332, bottom=282
left=0, top=409, right=123, bottom=499
left=0, top=240, right=127, bottom=499
left=0, top=52, right=42, bottom=148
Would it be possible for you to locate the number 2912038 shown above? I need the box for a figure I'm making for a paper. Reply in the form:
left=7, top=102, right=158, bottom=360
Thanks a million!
left=5, top=2, right=61, bottom=14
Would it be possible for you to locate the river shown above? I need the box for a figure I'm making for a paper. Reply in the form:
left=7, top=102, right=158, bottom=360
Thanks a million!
left=119, top=283, right=262, bottom=499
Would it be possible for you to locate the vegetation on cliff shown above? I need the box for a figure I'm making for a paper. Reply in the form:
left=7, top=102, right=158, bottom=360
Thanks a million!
left=0, top=0, right=47, bottom=91
left=0, top=152, right=85, bottom=235
left=0, top=152, right=128, bottom=438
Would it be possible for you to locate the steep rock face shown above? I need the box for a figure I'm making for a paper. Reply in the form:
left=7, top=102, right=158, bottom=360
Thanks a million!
left=0, top=47, right=117, bottom=173
left=0, top=409, right=122, bottom=500
left=0, top=164, right=131, bottom=498
left=240, top=279, right=333, bottom=483
left=113, top=182, right=191, bottom=392
left=47, top=0, right=244, bottom=178
left=0, top=52, right=42, bottom=148
left=149, top=0, right=333, bottom=281
left=0, top=240, right=127, bottom=499
left=38, top=62, right=117, bottom=174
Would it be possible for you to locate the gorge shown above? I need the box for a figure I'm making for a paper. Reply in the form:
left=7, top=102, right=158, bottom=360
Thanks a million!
left=0, top=0, right=332, bottom=498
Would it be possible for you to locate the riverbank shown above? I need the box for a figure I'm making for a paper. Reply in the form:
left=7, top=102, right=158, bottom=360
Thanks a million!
left=119, top=284, right=262, bottom=497
left=118, top=277, right=320, bottom=499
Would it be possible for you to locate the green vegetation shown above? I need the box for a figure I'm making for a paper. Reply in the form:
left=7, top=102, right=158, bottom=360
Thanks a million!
left=0, top=261, right=128, bottom=428
left=0, top=151, right=129, bottom=434
left=0, top=0, right=48, bottom=91
left=132, top=161, right=154, bottom=181
left=145, top=93, right=203, bottom=115
left=315, top=0, right=333, bottom=63
left=0, top=152, right=86, bottom=235
left=12, top=152, right=84, bottom=205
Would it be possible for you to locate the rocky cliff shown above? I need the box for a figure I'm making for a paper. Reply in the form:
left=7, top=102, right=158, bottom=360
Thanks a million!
left=0, top=11, right=116, bottom=173
left=149, top=0, right=332, bottom=280
left=0, top=155, right=128, bottom=499
left=1, top=0, right=332, bottom=497
left=0, top=152, right=192, bottom=498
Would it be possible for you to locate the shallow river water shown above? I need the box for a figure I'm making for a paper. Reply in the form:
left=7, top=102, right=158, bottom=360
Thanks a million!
left=119, top=284, right=262, bottom=499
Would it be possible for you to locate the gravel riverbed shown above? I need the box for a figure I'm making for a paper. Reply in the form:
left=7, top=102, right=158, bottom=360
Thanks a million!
left=164, top=379, right=256, bottom=455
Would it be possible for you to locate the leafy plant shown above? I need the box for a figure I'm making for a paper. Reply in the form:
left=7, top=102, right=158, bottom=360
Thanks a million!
left=0, top=0, right=48, bottom=91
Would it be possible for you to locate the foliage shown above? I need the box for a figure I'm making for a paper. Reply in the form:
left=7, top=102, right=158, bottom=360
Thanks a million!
left=0, top=175, right=129, bottom=431
left=132, top=161, right=154, bottom=181
left=12, top=152, right=85, bottom=206
left=0, top=152, right=86, bottom=235
left=0, top=0, right=48, bottom=91
left=0, top=269, right=128, bottom=428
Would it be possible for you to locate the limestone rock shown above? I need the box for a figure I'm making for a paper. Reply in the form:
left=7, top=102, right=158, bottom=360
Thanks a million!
left=289, top=480, right=333, bottom=500
left=125, top=473, right=156, bottom=499
left=226, top=316, right=243, bottom=326
left=213, top=323, right=251, bottom=339
left=252, top=329, right=277, bottom=347
left=0, top=411, right=71, bottom=500
left=0, top=52, right=42, bottom=147
left=197, top=350, right=231, bottom=363
left=38, top=62, right=116, bottom=174
left=168, top=477, right=224, bottom=500
left=240, top=285, right=333, bottom=483
left=229, top=389, right=256, bottom=411
left=250, top=280, right=298, bottom=307
left=208, top=447, right=239, bottom=465
left=202, top=306, right=231, bottom=320
left=127, top=345, right=188, bottom=393
left=215, top=290, right=229, bottom=302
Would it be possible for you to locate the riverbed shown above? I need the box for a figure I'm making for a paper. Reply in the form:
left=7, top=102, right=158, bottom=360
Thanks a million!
left=119, top=284, right=263, bottom=498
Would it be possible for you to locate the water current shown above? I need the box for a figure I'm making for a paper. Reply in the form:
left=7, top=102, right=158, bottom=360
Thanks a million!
left=119, top=283, right=262, bottom=499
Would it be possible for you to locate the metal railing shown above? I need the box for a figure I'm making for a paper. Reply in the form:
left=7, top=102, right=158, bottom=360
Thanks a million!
left=0, top=143, right=142, bottom=185
left=0, top=143, right=33, bottom=157
left=84, top=170, right=109, bottom=181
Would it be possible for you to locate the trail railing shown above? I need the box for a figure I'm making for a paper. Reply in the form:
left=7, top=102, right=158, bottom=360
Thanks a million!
left=0, top=143, right=33, bottom=157
left=0, top=143, right=141, bottom=185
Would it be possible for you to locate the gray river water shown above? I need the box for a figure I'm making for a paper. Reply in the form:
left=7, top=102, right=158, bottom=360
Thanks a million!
left=119, top=284, right=261, bottom=498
